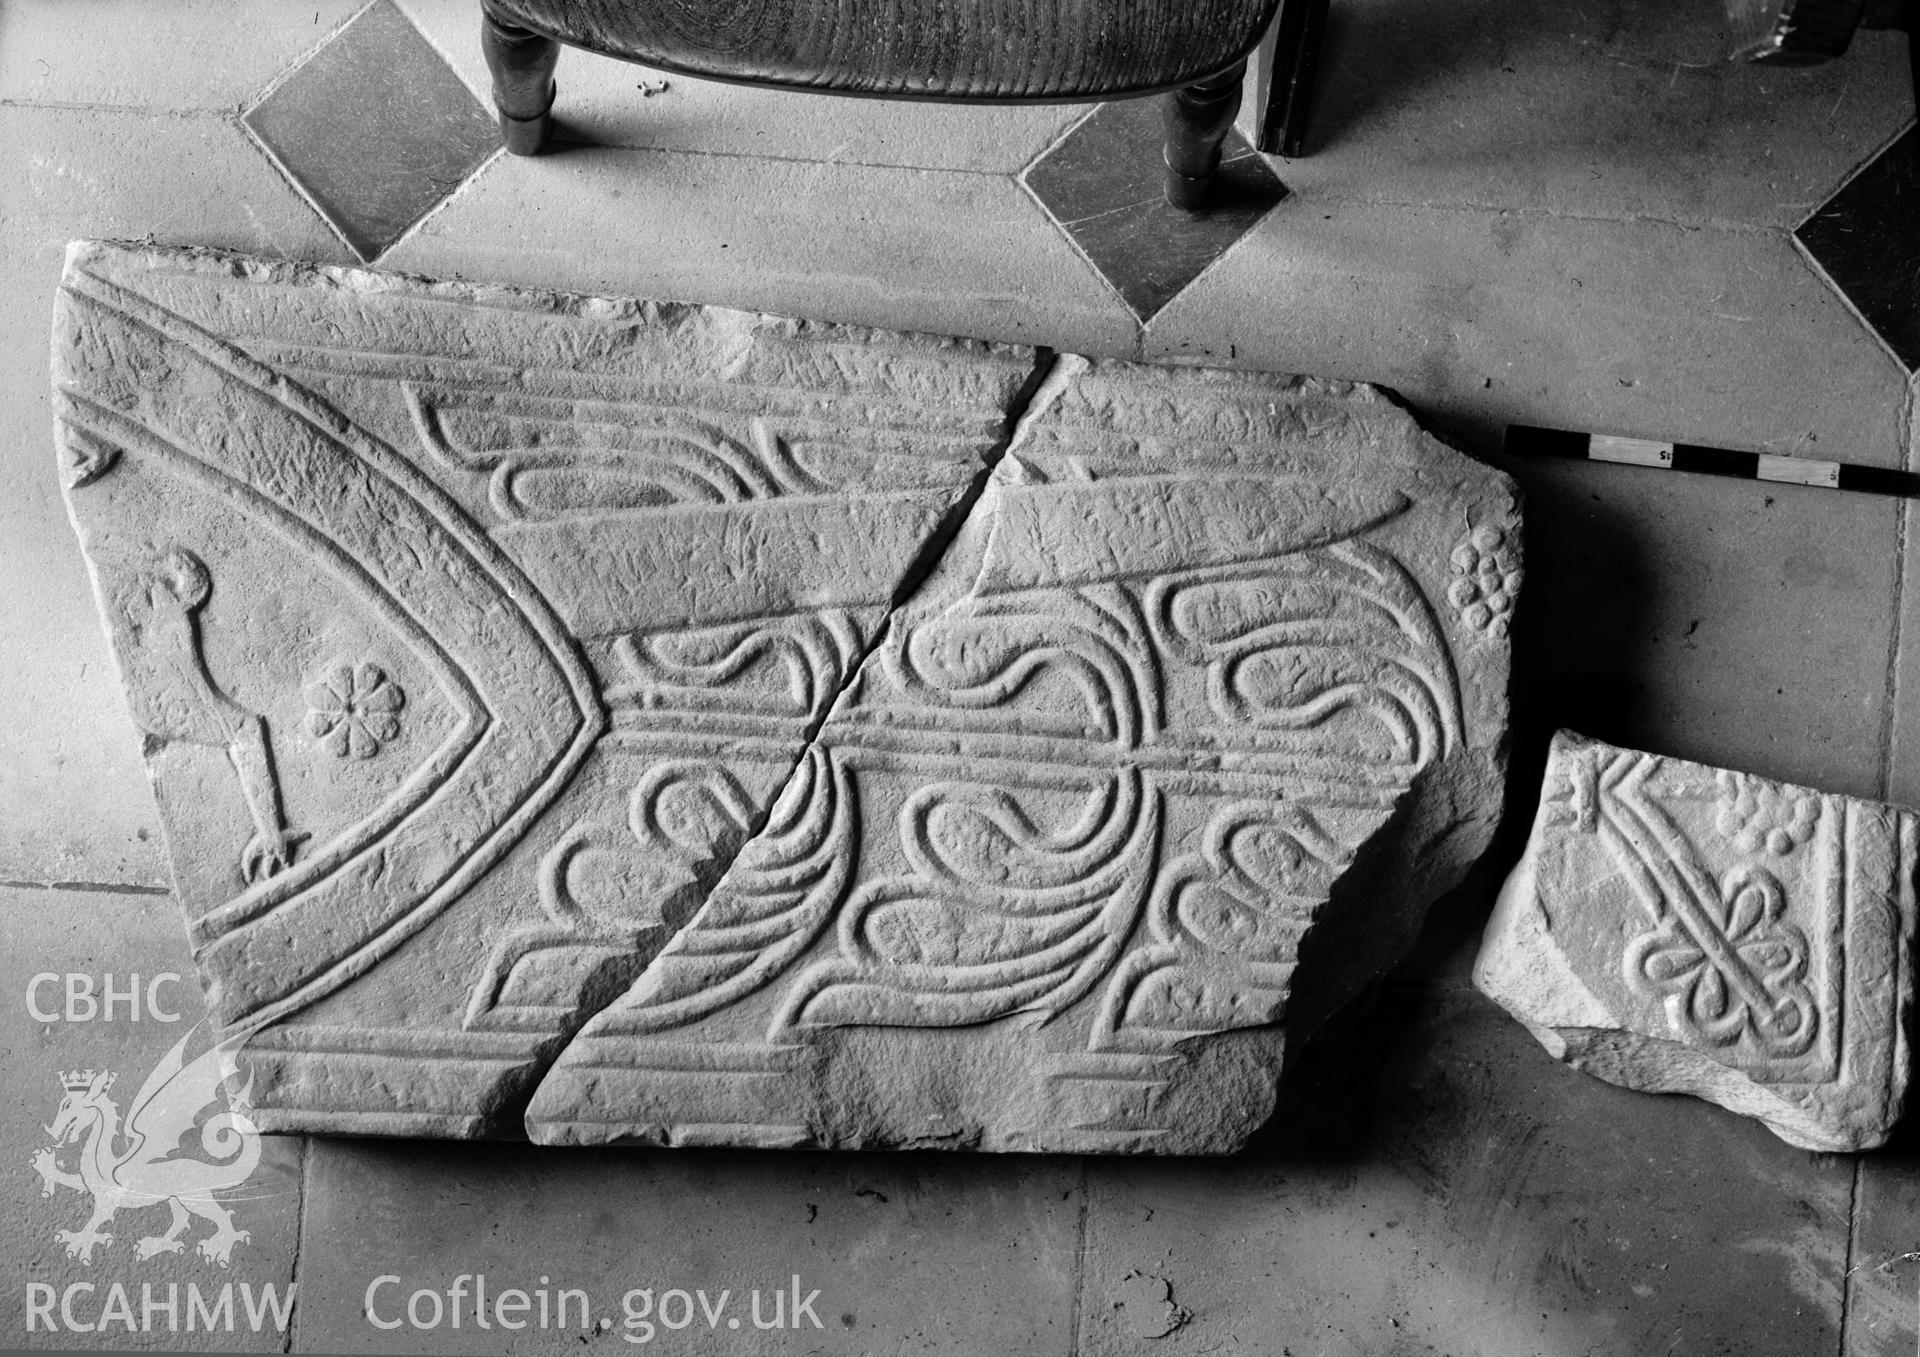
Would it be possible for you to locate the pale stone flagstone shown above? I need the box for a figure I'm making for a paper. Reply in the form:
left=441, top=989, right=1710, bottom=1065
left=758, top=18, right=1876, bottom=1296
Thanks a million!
left=54, top=240, right=1515, bottom=1151
left=1476, top=731, right=1917, bottom=1152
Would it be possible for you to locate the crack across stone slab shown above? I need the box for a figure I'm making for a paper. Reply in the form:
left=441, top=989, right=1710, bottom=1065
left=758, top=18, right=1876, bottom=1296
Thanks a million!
left=489, top=347, right=1066, bottom=1136
left=282, top=1135, right=311, bottom=1357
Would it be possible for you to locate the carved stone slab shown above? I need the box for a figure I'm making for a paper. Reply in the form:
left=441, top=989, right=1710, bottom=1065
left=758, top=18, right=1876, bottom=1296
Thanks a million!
left=519, top=352, right=1519, bottom=1153
left=53, top=240, right=1029, bottom=1136
left=1475, top=731, right=1916, bottom=1151
left=57, top=241, right=1516, bottom=1151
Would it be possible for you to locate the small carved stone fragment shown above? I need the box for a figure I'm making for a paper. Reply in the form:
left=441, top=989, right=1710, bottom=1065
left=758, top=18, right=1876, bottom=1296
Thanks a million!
left=1475, top=731, right=1916, bottom=1151
left=57, top=241, right=1516, bottom=1150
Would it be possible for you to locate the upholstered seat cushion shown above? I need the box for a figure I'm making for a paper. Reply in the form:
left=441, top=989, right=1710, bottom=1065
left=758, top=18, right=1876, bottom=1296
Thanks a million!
left=484, top=0, right=1277, bottom=99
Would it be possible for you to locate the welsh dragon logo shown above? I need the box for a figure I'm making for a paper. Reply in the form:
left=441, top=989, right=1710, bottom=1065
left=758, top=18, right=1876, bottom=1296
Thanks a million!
left=30, top=1029, right=261, bottom=1266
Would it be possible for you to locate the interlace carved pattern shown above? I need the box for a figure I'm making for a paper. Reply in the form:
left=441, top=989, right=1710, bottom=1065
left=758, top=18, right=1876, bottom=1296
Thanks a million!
left=643, top=533, right=1466, bottom=1049
left=774, top=768, right=1157, bottom=1034
left=606, top=610, right=867, bottom=721
left=1087, top=546, right=1460, bottom=1048
left=408, top=388, right=828, bottom=521
left=405, top=383, right=985, bottom=523
left=603, top=747, right=857, bottom=1035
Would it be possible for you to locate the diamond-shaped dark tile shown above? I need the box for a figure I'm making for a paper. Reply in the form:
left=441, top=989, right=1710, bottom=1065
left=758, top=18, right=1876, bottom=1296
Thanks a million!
left=244, top=0, right=500, bottom=261
left=1023, top=99, right=1286, bottom=323
left=1797, top=128, right=1920, bottom=372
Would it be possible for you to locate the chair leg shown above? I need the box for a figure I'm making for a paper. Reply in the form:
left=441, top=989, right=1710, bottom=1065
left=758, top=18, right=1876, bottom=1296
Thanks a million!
left=481, top=2, right=560, bottom=155
left=1161, top=61, right=1247, bottom=209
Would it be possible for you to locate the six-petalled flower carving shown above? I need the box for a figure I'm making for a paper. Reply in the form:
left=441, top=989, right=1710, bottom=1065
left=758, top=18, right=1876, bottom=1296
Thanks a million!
left=304, top=661, right=405, bottom=759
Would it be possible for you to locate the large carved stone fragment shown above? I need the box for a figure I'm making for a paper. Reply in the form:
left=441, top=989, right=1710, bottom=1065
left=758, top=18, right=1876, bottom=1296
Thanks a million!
left=1476, top=732, right=1916, bottom=1151
left=528, top=356, right=1517, bottom=1152
left=54, top=240, right=1032, bottom=1136
left=57, top=241, right=1516, bottom=1150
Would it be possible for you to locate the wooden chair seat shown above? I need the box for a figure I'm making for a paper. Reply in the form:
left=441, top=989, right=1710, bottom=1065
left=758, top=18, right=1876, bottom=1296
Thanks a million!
left=483, top=0, right=1278, bottom=99
left=479, top=0, right=1307, bottom=206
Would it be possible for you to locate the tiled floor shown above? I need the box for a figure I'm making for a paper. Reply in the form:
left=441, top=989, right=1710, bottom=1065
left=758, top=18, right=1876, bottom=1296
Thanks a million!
left=242, top=0, right=499, bottom=259
left=1800, top=128, right=1920, bottom=373
left=3, top=0, right=1919, bottom=1351
left=1023, top=99, right=1288, bottom=321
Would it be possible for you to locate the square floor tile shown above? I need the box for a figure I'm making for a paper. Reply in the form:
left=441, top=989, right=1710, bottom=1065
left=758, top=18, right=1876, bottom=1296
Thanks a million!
left=1798, top=129, right=1920, bottom=372
left=1022, top=98, right=1286, bottom=323
left=243, top=0, right=499, bottom=260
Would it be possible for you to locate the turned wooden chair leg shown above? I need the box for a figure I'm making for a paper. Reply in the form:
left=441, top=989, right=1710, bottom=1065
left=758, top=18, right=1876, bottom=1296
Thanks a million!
left=481, top=3, right=561, bottom=155
left=1161, top=61, right=1247, bottom=209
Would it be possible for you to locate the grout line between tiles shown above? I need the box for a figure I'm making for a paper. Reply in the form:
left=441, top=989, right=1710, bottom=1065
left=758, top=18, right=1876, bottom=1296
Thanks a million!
left=370, top=143, right=506, bottom=264
left=1837, top=1156, right=1861, bottom=1357
left=284, top=1134, right=311, bottom=1355
left=1905, top=377, right=1919, bottom=477
left=1139, top=195, right=1292, bottom=351
left=1295, top=190, right=1800, bottom=236
left=231, top=109, right=368, bottom=261
left=1010, top=105, right=1155, bottom=341
left=0, top=98, right=228, bottom=119
left=1013, top=176, right=1151, bottom=345
left=1879, top=480, right=1912, bottom=806
left=1790, top=231, right=1919, bottom=386
left=374, top=137, right=1096, bottom=268
left=0, top=876, right=170, bottom=897
left=1787, top=116, right=1920, bottom=234
left=1020, top=103, right=1103, bottom=177
left=240, top=0, right=381, bottom=117
left=389, top=0, right=494, bottom=109
left=1066, top=1159, right=1092, bottom=1357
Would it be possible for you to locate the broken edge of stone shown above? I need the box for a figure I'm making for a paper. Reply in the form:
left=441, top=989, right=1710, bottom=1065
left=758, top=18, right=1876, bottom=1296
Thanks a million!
left=1475, top=731, right=1917, bottom=1153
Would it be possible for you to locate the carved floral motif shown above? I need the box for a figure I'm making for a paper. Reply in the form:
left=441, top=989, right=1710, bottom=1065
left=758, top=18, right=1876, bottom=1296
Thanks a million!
left=1625, top=862, right=1816, bottom=1056
left=303, top=661, right=406, bottom=759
